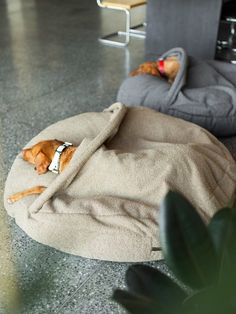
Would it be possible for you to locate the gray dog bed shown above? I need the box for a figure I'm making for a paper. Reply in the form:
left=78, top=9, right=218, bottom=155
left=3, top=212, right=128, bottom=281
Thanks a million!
left=117, top=48, right=236, bottom=136
left=4, top=104, right=236, bottom=262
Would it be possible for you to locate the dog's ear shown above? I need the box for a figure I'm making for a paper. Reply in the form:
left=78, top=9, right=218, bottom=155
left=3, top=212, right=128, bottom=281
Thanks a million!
left=34, top=152, right=51, bottom=175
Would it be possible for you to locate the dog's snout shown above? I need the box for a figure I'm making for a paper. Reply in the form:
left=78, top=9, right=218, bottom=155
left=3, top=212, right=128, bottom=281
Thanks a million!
left=22, top=149, right=28, bottom=159
left=22, top=148, right=33, bottom=162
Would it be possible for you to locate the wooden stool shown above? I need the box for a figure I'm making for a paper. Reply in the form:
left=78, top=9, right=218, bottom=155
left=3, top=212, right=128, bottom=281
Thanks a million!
left=97, top=0, right=146, bottom=47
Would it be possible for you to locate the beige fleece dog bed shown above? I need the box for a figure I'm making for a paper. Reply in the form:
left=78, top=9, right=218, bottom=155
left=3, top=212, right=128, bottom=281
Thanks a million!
left=4, top=103, right=236, bottom=262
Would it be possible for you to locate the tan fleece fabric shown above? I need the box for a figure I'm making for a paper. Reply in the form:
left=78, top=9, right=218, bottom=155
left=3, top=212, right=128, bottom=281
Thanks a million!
left=4, top=103, right=236, bottom=262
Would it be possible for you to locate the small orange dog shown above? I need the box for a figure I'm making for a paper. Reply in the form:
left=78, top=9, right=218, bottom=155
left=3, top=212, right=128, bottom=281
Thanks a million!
left=8, top=140, right=77, bottom=204
left=130, top=56, right=180, bottom=83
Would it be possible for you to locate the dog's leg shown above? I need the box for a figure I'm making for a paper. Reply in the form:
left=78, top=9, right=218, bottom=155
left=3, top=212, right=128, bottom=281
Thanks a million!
left=7, top=186, right=46, bottom=204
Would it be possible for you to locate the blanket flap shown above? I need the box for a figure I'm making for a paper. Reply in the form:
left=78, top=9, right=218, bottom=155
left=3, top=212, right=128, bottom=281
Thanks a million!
left=28, top=103, right=127, bottom=214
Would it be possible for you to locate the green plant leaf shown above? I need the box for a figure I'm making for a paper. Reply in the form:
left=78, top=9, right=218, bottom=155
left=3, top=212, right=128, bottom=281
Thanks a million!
left=160, top=191, right=217, bottom=289
left=112, top=289, right=161, bottom=314
left=208, top=207, right=236, bottom=288
left=183, top=286, right=236, bottom=314
left=126, top=265, right=186, bottom=308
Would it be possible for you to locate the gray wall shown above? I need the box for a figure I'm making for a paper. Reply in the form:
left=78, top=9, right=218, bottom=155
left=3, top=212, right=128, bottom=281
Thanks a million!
left=146, top=0, right=222, bottom=60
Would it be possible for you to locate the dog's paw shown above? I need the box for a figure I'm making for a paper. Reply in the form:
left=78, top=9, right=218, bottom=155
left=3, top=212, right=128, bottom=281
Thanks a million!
left=7, top=198, right=14, bottom=204
left=7, top=195, right=18, bottom=204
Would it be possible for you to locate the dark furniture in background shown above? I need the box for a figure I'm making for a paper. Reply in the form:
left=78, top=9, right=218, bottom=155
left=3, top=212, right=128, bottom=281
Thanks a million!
left=146, top=0, right=222, bottom=60
left=217, top=0, right=236, bottom=63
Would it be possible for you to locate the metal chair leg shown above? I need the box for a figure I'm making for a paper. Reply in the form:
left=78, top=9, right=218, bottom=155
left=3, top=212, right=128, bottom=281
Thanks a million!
left=97, top=0, right=145, bottom=47
left=99, top=7, right=131, bottom=47
left=129, top=24, right=146, bottom=37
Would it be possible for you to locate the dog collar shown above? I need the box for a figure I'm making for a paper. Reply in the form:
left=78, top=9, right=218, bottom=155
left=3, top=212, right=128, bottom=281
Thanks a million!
left=157, top=58, right=165, bottom=76
left=48, top=142, right=72, bottom=174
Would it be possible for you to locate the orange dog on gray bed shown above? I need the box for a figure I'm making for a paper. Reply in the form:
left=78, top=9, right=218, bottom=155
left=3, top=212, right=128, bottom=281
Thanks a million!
left=130, top=56, right=180, bottom=83
left=8, top=140, right=76, bottom=203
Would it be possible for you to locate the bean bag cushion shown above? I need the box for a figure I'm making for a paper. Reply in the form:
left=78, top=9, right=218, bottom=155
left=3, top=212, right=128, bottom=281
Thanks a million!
left=4, top=103, right=236, bottom=262
left=117, top=47, right=236, bottom=136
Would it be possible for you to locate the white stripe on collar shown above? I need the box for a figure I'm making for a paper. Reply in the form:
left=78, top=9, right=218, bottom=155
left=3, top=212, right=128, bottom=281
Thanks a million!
left=48, top=142, right=72, bottom=174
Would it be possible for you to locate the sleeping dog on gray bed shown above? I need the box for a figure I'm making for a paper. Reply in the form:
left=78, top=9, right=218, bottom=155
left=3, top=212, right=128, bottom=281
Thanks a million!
left=129, top=55, right=180, bottom=83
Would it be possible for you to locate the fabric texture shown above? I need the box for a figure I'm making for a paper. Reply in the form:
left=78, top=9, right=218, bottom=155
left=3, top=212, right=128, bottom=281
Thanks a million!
left=117, top=47, right=236, bottom=136
left=4, top=103, right=236, bottom=262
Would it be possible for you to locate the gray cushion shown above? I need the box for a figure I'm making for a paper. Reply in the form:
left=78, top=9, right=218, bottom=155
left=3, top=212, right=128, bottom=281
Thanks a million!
left=117, top=48, right=236, bottom=136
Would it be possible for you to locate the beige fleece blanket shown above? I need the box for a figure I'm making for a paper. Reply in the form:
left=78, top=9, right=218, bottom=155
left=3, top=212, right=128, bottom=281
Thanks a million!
left=4, top=103, right=236, bottom=262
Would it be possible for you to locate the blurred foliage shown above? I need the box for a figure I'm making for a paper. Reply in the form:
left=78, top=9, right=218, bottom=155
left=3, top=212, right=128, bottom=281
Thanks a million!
left=113, top=191, right=236, bottom=314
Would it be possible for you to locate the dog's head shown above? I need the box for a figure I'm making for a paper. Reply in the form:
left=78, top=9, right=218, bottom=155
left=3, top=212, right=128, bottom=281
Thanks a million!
left=161, top=56, right=180, bottom=83
left=22, top=140, right=64, bottom=174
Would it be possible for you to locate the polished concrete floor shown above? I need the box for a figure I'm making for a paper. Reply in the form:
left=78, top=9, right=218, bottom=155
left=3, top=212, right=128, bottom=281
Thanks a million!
left=0, top=1, right=169, bottom=313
